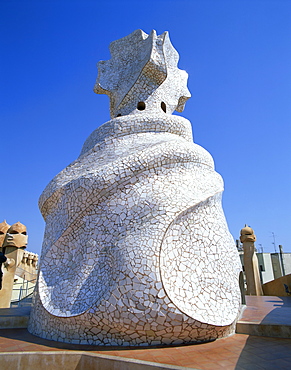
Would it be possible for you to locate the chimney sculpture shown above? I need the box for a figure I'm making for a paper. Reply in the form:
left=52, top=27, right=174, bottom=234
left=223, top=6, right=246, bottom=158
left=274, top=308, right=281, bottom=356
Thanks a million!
left=240, top=225, right=263, bottom=296
left=0, top=220, right=10, bottom=250
left=29, top=30, right=242, bottom=345
left=0, top=221, right=28, bottom=308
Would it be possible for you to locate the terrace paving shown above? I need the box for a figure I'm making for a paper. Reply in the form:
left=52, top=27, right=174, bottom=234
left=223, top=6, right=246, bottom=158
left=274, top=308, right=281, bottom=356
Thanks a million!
left=0, top=296, right=291, bottom=369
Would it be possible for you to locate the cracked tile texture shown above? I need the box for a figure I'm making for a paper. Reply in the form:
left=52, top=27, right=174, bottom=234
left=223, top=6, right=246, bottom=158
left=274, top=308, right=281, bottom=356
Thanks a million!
left=29, top=29, right=242, bottom=346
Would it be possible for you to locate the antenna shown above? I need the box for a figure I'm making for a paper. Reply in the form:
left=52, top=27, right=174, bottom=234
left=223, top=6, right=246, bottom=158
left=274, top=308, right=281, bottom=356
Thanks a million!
left=271, top=232, right=277, bottom=253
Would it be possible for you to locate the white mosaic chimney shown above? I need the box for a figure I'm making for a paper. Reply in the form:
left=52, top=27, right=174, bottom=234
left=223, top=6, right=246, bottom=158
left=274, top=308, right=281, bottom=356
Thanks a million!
left=29, top=30, right=242, bottom=346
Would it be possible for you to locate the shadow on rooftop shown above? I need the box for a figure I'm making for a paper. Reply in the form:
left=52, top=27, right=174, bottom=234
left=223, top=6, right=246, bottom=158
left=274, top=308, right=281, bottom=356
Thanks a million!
left=235, top=296, right=291, bottom=370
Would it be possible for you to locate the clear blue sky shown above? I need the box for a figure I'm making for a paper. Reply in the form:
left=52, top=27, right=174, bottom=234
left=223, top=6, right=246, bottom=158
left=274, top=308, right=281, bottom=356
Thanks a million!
left=1, top=0, right=290, bottom=256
